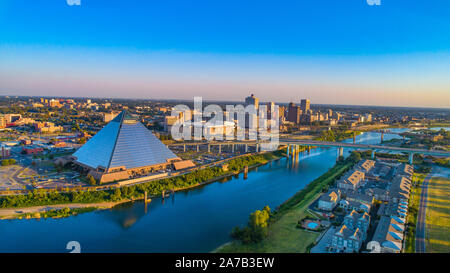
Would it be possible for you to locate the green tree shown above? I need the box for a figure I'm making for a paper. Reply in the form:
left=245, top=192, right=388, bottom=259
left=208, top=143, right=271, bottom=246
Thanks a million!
left=230, top=205, right=272, bottom=244
left=348, top=151, right=362, bottom=163
left=111, top=188, right=122, bottom=201
left=1, top=159, right=16, bottom=166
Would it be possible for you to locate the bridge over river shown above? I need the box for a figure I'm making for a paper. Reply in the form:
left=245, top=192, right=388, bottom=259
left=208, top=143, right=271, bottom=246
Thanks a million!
left=169, top=138, right=450, bottom=164
left=281, top=139, right=450, bottom=164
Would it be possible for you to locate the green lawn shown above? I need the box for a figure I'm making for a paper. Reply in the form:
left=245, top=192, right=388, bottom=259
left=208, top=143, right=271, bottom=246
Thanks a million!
left=404, top=172, right=426, bottom=253
left=426, top=176, right=450, bottom=253
left=215, top=161, right=353, bottom=253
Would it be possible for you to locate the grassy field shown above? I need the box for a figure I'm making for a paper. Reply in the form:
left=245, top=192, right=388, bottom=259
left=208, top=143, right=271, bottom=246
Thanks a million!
left=284, top=135, right=316, bottom=140
left=404, top=172, right=427, bottom=253
left=427, top=123, right=450, bottom=128
left=215, top=161, right=353, bottom=253
left=426, top=176, right=450, bottom=253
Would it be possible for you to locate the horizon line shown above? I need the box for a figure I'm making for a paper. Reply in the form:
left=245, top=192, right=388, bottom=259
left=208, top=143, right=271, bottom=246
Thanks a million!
left=1, top=94, right=449, bottom=111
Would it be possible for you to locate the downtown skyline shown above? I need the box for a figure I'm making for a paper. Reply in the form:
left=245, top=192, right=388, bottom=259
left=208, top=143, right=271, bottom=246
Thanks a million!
left=1, top=0, right=450, bottom=108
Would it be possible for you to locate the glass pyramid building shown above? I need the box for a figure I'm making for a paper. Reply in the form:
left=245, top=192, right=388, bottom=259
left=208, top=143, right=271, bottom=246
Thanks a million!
left=73, top=111, right=179, bottom=182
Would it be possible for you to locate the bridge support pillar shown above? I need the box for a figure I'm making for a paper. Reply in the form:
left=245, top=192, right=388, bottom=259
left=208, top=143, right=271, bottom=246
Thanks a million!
left=307, top=145, right=310, bottom=154
left=353, top=132, right=356, bottom=144
left=337, top=147, right=344, bottom=161
left=219, top=144, right=222, bottom=154
left=256, top=144, right=260, bottom=153
left=286, top=145, right=290, bottom=157
left=381, top=132, right=384, bottom=143
left=245, top=144, right=248, bottom=153
left=232, top=144, right=235, bottom=153
left=196, top=145, right=199, bottom=152
left=371, top=150, right=375, bottom=160
left=183, top=144, right=186, bottom=152
left=409, top=153, right=414, bottom=165
left=208, top=144, right=210, bottom=153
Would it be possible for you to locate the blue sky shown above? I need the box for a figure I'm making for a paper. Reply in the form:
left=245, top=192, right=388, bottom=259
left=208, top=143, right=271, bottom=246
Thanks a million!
left=0, top=0, right=449, bottom=107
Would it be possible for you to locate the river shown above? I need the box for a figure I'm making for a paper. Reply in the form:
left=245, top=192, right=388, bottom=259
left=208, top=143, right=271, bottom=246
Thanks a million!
left=0, top=127, right=445, bottom=252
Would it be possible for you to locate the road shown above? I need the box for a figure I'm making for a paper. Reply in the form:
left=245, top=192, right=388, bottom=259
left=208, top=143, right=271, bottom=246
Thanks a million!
left=415, top=170, right=434, bottom=253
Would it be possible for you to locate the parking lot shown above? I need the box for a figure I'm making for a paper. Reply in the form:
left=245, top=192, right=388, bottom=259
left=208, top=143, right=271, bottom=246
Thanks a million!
left=0, top=148, right=84, bottom=192
left=171, top=144, right=248, bottom=165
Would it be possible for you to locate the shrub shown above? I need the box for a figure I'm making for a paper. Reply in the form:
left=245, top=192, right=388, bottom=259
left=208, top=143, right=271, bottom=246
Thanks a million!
left=1, top=159, right=16, bottom=166
left=230, top=206, right=271, bottom=244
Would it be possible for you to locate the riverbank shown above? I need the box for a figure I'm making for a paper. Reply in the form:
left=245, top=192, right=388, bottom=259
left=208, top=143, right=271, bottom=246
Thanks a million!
left=0, top=150, right=284, bottom=219
left=314, top=129, right=362, bottom=142
left=355, top=124, right=390, bottom=131
left=215, top=159, right=354, bottom=253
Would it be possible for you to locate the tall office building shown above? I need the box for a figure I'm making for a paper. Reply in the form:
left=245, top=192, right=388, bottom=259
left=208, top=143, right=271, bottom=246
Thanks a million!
left=244, top=94, right=259, bottom=129
left=287, top=102, right=302, bottom=124
left=300, top=99, right=310, bottom=112
left=267, top=102, right=275, bottom=117
left=245, top=94, right=259, bottom=110
left=279, top=106, right=286, bottom=121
